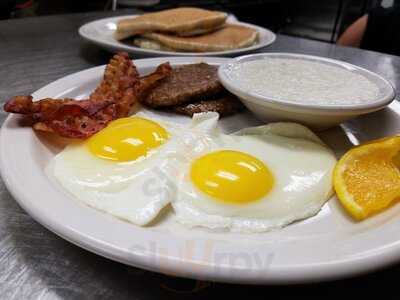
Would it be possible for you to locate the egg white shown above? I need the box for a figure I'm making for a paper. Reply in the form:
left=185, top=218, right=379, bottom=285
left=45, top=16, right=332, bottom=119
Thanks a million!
left=48, top=114, right=185, bottom=226
left=171, top=116, right=337, bottom=233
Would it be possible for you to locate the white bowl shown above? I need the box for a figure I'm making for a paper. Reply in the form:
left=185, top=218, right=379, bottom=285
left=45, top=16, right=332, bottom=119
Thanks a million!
left=218, top=53, right=396, bottom=129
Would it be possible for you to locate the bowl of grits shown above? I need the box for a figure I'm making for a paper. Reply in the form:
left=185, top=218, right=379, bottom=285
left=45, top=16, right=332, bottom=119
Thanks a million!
left=218, top=53, right=396, bottom=129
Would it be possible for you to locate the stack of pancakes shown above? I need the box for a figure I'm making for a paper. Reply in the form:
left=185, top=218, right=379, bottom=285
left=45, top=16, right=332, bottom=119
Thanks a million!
left=140, top=63, right=245, bottom=117
left=115, top=7, right=258, bottom=52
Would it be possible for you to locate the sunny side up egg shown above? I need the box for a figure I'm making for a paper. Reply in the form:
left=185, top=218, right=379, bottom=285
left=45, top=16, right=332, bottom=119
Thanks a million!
left=172, top=113, right=337, bottom=233
left=48, top=114, right=185, bottom=226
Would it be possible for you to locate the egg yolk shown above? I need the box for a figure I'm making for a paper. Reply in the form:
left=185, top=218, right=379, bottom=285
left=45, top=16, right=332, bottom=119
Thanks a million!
left=190, top=150, right=274, bottom=204
left=87, top=117, right=169, bottom=162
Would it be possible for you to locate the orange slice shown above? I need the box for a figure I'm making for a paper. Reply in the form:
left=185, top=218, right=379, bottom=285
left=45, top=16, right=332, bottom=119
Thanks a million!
left=333, top=136, right=400, bottom=220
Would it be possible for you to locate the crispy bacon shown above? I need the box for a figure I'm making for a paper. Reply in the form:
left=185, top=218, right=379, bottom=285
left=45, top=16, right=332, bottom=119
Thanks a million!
left=136, top=62, right=172, bottom=97
left=3, top=52, right=172, bottom=138
left=89, top=51, right=140, bottom=117
left=113, top=62, right=172, bottom=117
left=5, top=96, right=116, bottom=138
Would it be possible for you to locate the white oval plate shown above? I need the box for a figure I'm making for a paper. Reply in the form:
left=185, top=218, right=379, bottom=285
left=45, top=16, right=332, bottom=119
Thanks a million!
left=2, top=57, right=400, bottom=284
left=78, top=15, right=276, bottom=57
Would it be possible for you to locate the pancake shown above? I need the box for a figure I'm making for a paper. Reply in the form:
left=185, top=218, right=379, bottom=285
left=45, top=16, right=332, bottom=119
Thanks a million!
left=141, top=63, right=223, bottom=107
left=115, top=7, right=227, bottom=40
left=137, top=24, right=258, bottom=52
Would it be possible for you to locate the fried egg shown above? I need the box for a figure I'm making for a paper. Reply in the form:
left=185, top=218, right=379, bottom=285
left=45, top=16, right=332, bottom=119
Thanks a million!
left=48, top=114, right=185, bottom=226
left=171, top=113, right=337, bottom=232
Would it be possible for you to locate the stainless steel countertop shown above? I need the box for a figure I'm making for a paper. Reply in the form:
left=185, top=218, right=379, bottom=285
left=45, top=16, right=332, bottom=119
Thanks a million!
left=1, top=10, right=400, bottom=299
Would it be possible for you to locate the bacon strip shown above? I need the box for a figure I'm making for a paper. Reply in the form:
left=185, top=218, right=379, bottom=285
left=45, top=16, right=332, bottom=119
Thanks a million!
left=5, top=96, right=116, bottom=138
left=3, top=52, right=171, bottom=138
left=89, top=51, right=139, bottom=117
left=112, top=62, right=172, bottom=117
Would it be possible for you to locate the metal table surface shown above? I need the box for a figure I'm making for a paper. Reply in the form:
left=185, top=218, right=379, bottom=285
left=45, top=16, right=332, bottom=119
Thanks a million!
left=1, top=10, right=400, bottom=300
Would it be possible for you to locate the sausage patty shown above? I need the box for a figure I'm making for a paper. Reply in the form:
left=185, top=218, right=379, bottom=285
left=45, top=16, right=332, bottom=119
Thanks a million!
left=141, top=63, right=223, bottom=107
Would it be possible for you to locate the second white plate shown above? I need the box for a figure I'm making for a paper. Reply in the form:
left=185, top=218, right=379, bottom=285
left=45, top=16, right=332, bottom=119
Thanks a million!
left=78, top=15, right=276, bottom=57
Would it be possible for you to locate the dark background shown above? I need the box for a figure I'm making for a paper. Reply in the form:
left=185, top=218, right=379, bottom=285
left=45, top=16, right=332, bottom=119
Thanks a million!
left=0, top=0, right=392, bottom=43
